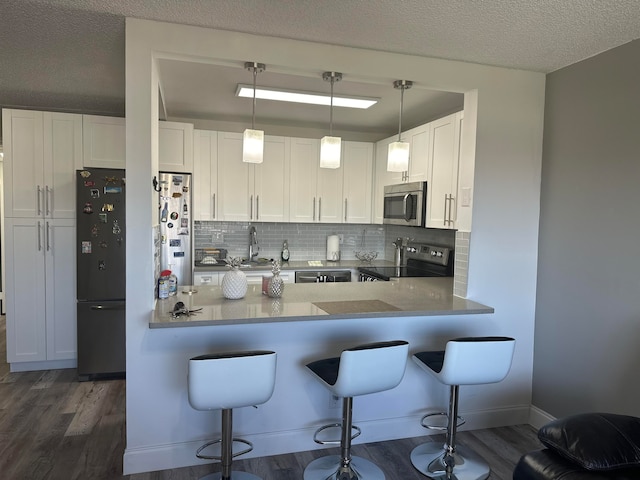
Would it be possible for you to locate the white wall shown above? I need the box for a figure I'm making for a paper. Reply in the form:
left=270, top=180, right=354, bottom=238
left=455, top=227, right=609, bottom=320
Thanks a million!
left=124, top=19, right=545, bottom=474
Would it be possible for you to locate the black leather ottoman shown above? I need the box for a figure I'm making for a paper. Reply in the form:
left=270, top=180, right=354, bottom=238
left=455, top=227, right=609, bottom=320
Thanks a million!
left=513, top=413, right=640, bottom=480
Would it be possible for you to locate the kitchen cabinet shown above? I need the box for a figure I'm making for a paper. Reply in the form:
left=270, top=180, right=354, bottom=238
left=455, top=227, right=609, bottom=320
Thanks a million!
left=342, top=141, right=373, bottom=223
left=289, top=138, right=372, bottom=224
left=372, top=112, right=463, bottom=227
left=217, top=132, right=290, bottom=222
left=4, top=218, right=76, bottom=363
left=2, top=109, right=82, bottom=219
left=289, top=137, right=342, bottom=223
left=193, top=270, right=293, bottom=286
left=82, top=115, right=126, bottom=169
left=193, top=129, right=218, bottom=220
left=371, top=124, right=430, bottom=224
left=159, top=121, right=194, bottom=172
left=426, top=112, right=462, bottom=229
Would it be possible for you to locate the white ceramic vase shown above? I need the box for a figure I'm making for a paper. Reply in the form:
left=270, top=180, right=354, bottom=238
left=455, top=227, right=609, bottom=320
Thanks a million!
left=221, top=267, right=248, bottom=299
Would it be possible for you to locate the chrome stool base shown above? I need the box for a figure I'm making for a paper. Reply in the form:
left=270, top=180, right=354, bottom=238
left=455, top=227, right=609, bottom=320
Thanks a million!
left=303, top=454, right=385, bottom=480
left=410, top=442, right=490, bottom=480
left=200, top=472, right=263, bottom=480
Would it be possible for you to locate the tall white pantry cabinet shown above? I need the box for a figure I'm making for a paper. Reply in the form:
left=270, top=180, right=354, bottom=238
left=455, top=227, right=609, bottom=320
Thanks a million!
left=2, top=109, right=82, bottom=368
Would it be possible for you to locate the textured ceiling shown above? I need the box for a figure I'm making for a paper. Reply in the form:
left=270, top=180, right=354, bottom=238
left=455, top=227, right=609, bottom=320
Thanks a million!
left=1, top=0, right=639, bottom=137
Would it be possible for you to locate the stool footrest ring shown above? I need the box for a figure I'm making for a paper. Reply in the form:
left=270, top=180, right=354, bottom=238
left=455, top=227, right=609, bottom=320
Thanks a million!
left=420, top=412, right=465, bottom=431
left=312, top=422, right=362, bottom=445
left=195, top=437, right=254, bottom=460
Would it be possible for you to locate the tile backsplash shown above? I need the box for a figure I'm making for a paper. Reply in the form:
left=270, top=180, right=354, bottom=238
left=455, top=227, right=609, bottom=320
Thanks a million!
left=195, top=221, right=386, bottom=261
left=195, top=221, right=469, bottom=296
left=195, top=221, right=458, bottom=263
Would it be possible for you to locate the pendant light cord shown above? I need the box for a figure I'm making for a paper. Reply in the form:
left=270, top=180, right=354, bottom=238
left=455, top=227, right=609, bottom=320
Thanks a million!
left=394, top=80, right=413, bottom=142
left=251, top=65, right=257, bottom=130
left=329, top=75, right=334, bottom=136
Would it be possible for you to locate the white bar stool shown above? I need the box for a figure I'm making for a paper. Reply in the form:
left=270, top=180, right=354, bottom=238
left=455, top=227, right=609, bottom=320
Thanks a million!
left=188, top=350, right=277, bottom=480
left=410, top=336, right=515, bottom=480
left=303, top=340, right=409, bottom=480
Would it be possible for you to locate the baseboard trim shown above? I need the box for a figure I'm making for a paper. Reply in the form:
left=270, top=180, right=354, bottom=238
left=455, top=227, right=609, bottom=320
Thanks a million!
left=123, top=405, right=530, bottom=475
left=9, top=359, right=76, bottom=372
left=528, top=405, right=555, bottom=430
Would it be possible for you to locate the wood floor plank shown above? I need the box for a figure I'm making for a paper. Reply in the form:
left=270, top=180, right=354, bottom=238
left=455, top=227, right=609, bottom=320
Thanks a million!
left=0, top=316, right=541, bottom=479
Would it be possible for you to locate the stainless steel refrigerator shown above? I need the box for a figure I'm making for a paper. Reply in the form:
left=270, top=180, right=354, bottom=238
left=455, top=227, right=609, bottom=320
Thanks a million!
left=158, top=172, right=192, bottom=288
left=76, top=168, right=126, bottom=381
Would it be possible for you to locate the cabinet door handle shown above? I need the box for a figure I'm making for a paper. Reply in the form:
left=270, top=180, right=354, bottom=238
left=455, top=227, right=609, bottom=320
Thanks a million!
left=443, top=194, right=448, bottom=226
left=250, top=195, right=253, bottom=219
left=313, top=198, right=316, bottom=221
left=318, top=198, right=322, bottom=222
left=37, top=185, right=42, bottom=216
left=90, top=304, right=125, bottom=311
left=46, top=221, right=51, bottom=251
left=37, top=221, right=42, bottom=251
left=212, top=194, right=216, bottom=219
left=45, top=185, right=51, bottom=216
left=256, top=195, right=260, bottom=220
left=344, top=199, right=348, bottom=222
left=448, top=194, right=456, bottom=225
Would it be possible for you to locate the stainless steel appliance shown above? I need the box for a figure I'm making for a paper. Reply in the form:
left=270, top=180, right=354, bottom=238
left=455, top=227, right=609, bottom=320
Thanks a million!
left=295, top=270, right=352, bottom=283
left=76, top=168, right=126, bottom=380
left=159, top=172, right=192, bottom=287
left=383, top=181, right=427, bottom=227
left=358, top=241, right=453, bottom=281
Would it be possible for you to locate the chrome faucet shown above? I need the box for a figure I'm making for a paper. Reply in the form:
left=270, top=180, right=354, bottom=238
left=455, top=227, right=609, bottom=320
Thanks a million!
left=392, top=237, right=405, bottom=266
left=248, top=226, right=259, bottom=261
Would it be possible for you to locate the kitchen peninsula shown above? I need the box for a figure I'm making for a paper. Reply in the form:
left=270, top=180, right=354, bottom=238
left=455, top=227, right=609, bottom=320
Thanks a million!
left=151, top=277, right=493, bottom=328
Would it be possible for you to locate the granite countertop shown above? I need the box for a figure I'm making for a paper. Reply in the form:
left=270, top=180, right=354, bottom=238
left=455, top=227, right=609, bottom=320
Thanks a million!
left=150, top=277, right=494, bottom=328
left=194, top=259, right=393, bottom=272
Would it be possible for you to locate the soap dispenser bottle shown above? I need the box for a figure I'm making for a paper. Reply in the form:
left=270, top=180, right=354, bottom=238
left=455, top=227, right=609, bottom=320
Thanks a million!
left=281, top=240, right=290, bottom=262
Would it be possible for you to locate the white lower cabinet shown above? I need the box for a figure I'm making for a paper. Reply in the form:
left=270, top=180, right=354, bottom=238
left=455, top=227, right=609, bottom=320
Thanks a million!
left=193, top=270, right=294, bottom=286
left=5, top=218, right=76, bottom=364
left=193, top=271, right=219, bottom=286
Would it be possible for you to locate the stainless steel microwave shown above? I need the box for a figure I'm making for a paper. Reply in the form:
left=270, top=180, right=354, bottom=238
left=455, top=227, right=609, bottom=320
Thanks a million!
left=383, top=181, right=427, bottom=227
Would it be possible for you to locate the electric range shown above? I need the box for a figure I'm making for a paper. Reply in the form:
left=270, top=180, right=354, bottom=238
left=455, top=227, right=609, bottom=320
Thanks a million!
left=358, top=242, right=453, bottom=281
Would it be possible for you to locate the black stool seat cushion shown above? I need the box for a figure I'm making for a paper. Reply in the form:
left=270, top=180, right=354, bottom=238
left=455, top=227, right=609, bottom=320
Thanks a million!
left=513, top=413, right=640, bottom=479
left=307, top=356, right=340, bottom=386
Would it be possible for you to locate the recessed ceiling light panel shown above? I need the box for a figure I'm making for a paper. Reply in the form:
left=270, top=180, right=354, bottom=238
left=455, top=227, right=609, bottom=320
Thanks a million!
left=236, top=84, right=378, bottom=109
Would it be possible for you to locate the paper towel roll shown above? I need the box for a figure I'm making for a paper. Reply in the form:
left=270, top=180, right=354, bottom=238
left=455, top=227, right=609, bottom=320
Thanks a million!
left=327, top=234, right=340, bottom=261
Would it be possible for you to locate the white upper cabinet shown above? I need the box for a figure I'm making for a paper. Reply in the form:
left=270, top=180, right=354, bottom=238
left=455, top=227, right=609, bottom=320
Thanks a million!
left=193, top=129, right=218, bottom=221
left=159, top=121, right=194, bottom=173
left=289, top=138, right=320, bottom=223
left=82, top=115, right=126, bottom=169
left=3, top=109, right=82, bottom=219
left=426, top=112, right=461, bottom=229
left=217, top=132, right=290, bottom=222
left=342, top=141, right=373, bottom=223
left=289, top=138, right=372, bottom=224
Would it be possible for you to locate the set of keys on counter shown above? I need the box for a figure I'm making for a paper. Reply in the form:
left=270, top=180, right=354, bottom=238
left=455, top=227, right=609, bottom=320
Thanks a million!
left=170, top=301, right=202, bottom=318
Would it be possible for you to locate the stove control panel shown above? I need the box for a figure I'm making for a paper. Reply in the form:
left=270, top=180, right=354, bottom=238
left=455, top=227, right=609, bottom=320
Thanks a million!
left=405, top=242, right=451, bottom=267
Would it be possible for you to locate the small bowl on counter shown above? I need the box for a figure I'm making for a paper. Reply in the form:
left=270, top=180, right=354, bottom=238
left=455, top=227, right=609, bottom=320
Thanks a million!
left=354, top=251, right=378, bottom=263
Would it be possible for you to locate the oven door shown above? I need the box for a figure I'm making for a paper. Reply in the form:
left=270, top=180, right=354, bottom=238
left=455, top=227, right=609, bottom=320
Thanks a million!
left=383, top=182, right=426, bottom=226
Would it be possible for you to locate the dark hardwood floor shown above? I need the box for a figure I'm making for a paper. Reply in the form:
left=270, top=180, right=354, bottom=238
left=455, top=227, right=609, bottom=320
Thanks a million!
left=0, top=316, right=540, bottom=479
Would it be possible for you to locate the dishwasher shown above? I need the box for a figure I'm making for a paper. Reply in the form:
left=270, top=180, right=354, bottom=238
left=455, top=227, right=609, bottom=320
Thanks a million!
left=295, top=271, right=352, bottom=283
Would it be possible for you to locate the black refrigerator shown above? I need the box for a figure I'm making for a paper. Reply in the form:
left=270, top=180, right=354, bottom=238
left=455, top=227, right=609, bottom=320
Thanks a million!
left=76, top=168, right=126, bottom=381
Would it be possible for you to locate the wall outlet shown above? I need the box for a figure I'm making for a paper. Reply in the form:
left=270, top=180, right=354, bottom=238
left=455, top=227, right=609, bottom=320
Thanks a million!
left=212, top=232, right=224, bottom=242
left=338, top=234, right=344, bottom=243
left=329, top=394, right=340, bottom=409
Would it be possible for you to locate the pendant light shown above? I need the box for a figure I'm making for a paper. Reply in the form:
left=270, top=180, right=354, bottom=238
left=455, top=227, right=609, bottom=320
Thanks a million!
left=387, top=80, right=413, bottom=172
left=243, top=61, right=266, bottom=164
left=320, top=71, right=342, bottom=169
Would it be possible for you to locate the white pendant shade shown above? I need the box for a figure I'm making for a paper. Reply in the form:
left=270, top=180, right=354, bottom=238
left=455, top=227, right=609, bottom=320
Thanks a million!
left=387, top=141, right=410, bottom=172
left=320, top=135, right=341, bottom=169
left=243, top=128, right=264, bottom=164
